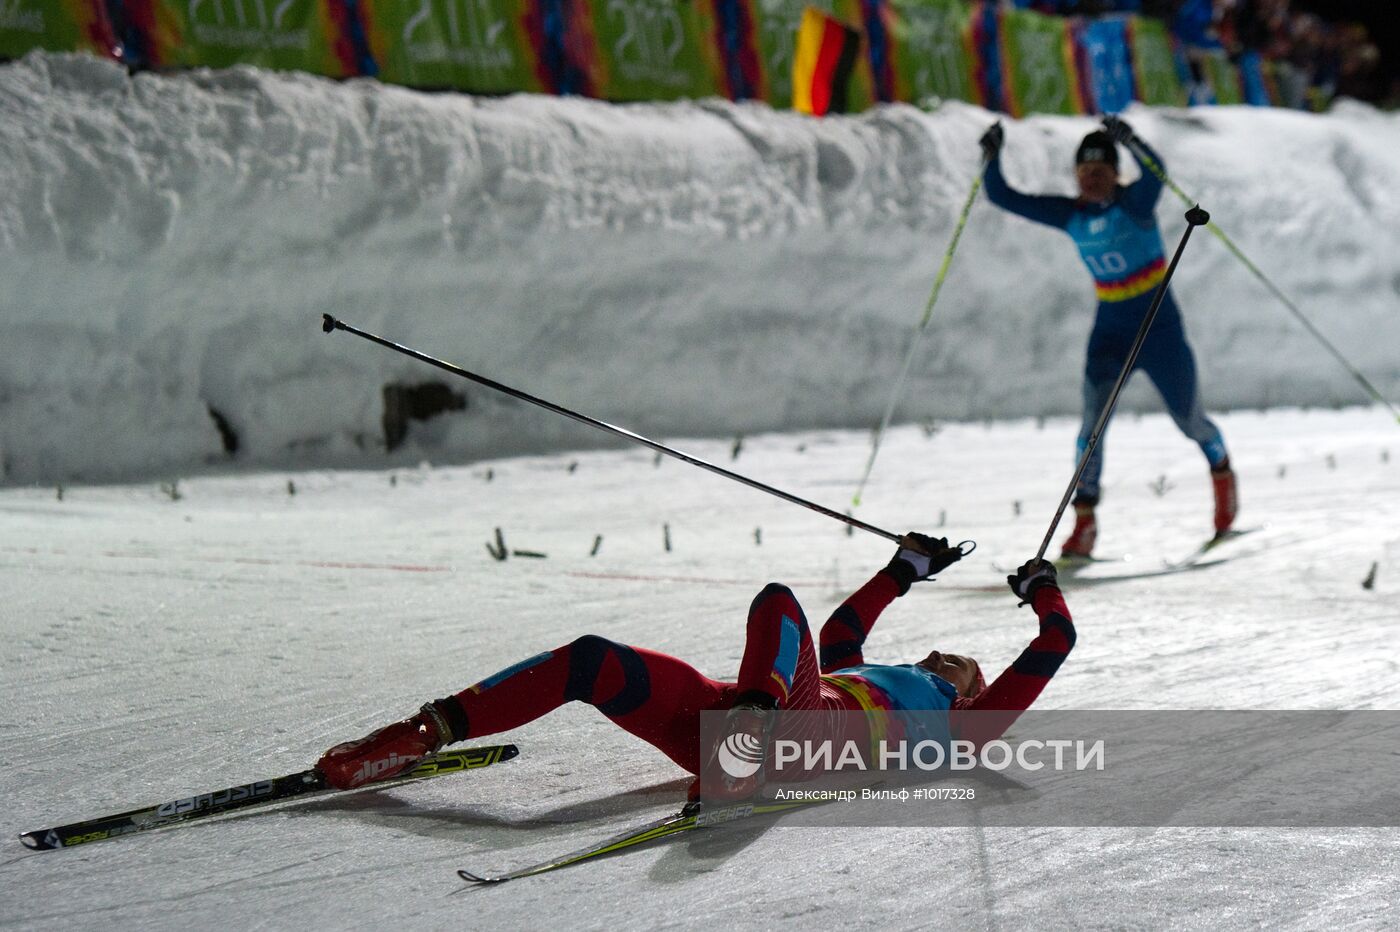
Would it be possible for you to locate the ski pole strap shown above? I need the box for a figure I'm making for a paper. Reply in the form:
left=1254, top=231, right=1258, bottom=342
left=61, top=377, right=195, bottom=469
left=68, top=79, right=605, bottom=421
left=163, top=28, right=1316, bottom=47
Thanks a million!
left=1130, top=142, right=1399, bottom=424
left=322, top=315, right=904, bottom=542
left=1034, top=205, right=1209, bottom=564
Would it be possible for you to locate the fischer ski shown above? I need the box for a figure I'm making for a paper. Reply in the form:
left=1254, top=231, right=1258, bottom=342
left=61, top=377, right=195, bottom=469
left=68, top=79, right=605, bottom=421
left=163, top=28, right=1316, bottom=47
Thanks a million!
left=19, top=743, right=518, bottom=851
left=1165, top=526, right=1263, bottom=570
left=458, top=796, right=826, bottom=884
left=989, top=554, right=1131, bottom=577
left=1047, top=527, right=1276, bottom=585
left=955, top=555, right=1130, bottom=593
left=1055, top=553, right=1129, bottom=570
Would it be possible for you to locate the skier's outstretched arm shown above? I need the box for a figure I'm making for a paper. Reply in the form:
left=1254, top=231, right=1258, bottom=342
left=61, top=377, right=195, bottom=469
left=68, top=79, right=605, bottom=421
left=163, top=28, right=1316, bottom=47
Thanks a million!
left=983, top=156, right=1077, bottom=231
left=953, top=560, right=1075, bottom=744
left=1113, top=120, right=1165, bottom=219
left=818, top=534, right=963, bottom=673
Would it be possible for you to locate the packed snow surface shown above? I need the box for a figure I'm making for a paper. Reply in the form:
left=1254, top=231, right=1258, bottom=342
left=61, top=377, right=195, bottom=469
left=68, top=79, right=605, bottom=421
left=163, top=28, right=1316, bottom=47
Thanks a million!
left=2, top=407, right=1399, bottom=927
left=3, top=51, right=1400, bottom=484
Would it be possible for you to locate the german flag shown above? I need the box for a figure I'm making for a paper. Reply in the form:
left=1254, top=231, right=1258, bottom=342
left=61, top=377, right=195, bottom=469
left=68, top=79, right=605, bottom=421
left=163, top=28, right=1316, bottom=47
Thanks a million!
left=792, top=7, right=862, bottom=116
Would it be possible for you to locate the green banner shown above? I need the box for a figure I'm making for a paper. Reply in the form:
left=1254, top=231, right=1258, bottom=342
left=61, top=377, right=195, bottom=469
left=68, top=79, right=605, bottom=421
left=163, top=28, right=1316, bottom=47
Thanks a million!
left=576, top=0, right=720, bottom=101
left=750, top=0, right=869, bottom=111
left=1128, top=14, right=1184, bottom=107
left=1199, top=49, right=1241, bottom=105
left=888, top=0, right=976, bottom=106
left=361, top=0, right=543, bottom=93
left=144, top=0, right=347, bottom=76
left=1, top=0, right=109, bottom=59
left=998, top=7, right=1083, bottom=117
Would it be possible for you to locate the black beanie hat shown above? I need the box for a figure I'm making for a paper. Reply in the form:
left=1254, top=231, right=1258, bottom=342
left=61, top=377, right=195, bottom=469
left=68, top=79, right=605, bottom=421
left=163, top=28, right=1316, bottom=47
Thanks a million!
left=1075, top=130, right=1119, bottom=169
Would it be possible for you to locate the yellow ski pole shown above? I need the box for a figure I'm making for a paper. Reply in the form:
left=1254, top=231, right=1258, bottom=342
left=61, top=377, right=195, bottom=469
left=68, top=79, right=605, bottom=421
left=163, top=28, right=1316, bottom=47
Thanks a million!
left=852, top=166, right=985, bottom=507
left=1130, top=141, right=1399, bottom=424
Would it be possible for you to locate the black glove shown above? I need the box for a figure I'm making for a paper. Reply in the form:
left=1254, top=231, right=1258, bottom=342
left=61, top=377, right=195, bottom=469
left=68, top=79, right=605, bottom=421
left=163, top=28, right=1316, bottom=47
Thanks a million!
left=1101, top=114, right=1134, bottom=145
left=890, top=532, right=963, bottom=585
left=1006, top=558, right=1059, bottom=605
left=979, top=122, right=1004, bottom=161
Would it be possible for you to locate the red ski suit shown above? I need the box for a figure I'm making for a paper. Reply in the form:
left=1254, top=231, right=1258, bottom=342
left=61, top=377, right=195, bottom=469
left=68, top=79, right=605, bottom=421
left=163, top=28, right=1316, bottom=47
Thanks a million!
left=431, top=564, right=1075, bottom=774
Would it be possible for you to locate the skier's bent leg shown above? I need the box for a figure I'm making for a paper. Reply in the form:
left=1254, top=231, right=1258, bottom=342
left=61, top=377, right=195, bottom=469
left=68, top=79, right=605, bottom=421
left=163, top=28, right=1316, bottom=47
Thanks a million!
left=730, top=582, right=850, bottom=762
left=736, top=583, right=825, bottom=711
left=698, top=584, right=830, bottom=801
left=1062, top=369, right=1116, bottom=557
left=1140, top=329, right=1228, bottom=468
left=1075, top=338, right=1124, bottom=504
left=1140, top=332, right=1235, bottom=531
left=318, top=635, right=729, bottom=787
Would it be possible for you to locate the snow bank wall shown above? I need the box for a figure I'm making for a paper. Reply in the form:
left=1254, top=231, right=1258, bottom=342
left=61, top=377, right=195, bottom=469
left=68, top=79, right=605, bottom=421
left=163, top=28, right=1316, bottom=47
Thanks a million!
left=3, top=51, right=1399, bottom=484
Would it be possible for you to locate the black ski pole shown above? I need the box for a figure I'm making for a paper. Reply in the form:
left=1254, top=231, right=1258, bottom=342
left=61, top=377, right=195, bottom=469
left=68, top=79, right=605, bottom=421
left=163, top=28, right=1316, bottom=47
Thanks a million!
left=1034, top=205, right=1211, bottom=564
left=322, top=315, right=903, bottom=543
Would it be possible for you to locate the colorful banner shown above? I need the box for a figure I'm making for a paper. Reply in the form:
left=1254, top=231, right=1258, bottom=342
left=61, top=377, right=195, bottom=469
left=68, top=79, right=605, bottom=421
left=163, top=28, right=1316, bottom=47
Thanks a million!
left=1076, top=15, right=1132, bottom=115
left=997, top=6, right=1083, bottom=117
left=887, top=0, right=978, bottom=107
left=574, top=0, right=721, bottom=101
left=1235, top=49, right=1270, bottom=106
left=360, top=0, right=546, bottom=93
left=1, top=0, right=118, bottom=60
left=706, top=0, right=763, bottom=100
left=969, top=1, right=1000, bottom=112
left=750, top=0, right=868, bottom=111
left=4, top=2, right=1310, bottom=116
left=1126, top=13, right=1184, bottom=106
left=1198, top=48, right=1241, bottom=105
left=126, top=0, right=353, bottom=76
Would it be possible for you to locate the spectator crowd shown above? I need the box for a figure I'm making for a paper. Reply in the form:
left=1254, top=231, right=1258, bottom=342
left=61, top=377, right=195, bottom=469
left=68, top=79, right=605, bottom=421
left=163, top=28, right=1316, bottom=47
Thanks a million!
left=1011, top=0, right=1394, bottom=108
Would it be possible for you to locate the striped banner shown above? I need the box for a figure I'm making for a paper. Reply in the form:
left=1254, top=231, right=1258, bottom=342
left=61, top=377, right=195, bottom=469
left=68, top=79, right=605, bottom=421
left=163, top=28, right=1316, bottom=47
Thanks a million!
left=1075, top=15, right=1133, bottom=115
left=887, top=0, right=979, bottom=106
left=575, top=0, right=722, bottom=101
left=1, top=0, right=118, bottom=60
left=1198, top=48, right=1242, bottom=105
left=1126, top=14, right=1185, bottom=106
left=360, top=0, right=547, bottom=93
left=997, top=6, right=1084, bottom=118
left=706, top=0, right=765, bottom=100
left=123, top=0, right=353, bottom=75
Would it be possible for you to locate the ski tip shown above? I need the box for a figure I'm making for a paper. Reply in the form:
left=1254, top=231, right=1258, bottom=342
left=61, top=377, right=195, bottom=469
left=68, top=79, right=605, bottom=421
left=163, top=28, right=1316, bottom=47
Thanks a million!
left=1208, top=527, right=1255, bottom=546
left=18, top=832, right=47, bottom=850
left=458, top=869, right=505, bottom=885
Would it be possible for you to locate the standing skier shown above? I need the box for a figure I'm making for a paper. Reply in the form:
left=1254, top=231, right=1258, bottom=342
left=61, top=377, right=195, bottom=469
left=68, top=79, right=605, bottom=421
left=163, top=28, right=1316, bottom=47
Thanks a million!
left=315, top=536, right=1075, bottom=796
left=979, top=116, right=1237, bottom=558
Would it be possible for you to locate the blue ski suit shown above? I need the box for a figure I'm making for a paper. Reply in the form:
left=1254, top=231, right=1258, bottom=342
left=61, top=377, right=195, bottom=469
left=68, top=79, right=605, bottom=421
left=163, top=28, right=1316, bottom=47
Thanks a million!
left=983, top=137, right=1228, bottom=501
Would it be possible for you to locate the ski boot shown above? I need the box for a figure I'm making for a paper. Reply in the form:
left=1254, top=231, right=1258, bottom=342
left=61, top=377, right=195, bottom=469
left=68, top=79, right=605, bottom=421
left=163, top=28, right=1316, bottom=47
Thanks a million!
left=316, top=701, right=456, bottom=790
left=1059, top=501, right=1097, bottom=561
left=1211, top=460, right=1238, bottom=537
left=700, top=692, right=777, bottom=804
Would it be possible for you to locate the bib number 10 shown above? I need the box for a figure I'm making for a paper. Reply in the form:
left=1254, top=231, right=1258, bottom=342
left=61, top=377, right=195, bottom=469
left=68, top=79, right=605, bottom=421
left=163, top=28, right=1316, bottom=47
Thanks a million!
left=1085, top=251, right=1128, bottom=277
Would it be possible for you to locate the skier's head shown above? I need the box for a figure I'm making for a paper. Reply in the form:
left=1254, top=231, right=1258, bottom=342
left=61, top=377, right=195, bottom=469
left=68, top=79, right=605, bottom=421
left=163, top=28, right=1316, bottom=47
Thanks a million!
left=1074, top=130, right=1119, bottom=203
left=917, top=650, right=985, bottom=698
